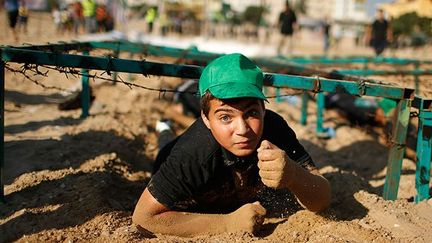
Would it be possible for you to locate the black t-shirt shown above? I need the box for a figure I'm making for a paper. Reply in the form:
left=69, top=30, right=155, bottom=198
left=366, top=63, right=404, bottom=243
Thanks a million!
left=279, top=10, right=297, bottom=35
left=173, top=80, right=200, bottom=118
left=148, top=110, right=314, bottom=214
left=372, top=19, right=388, bottom=42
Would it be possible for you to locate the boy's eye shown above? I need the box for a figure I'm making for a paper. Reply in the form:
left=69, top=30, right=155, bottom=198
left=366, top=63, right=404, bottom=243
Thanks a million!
left=220, top=115, right=231, bottom=123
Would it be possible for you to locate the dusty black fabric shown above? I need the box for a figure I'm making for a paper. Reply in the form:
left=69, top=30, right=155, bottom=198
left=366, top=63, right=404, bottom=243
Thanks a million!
left=174, top=80, right=200, bottom=118
left=148, top=110, right=314, bottom=213
left=7, top=10, right=19, bottom=28
left=279, top=10, right=297, bottom=35
left=371, top=19, right=388, bottom=42
left=370, top=19, right=389, bottom=55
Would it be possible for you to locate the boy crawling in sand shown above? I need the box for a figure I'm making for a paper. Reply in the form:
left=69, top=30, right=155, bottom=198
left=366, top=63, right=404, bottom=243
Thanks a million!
left=132, top=53, right=331, bottom=236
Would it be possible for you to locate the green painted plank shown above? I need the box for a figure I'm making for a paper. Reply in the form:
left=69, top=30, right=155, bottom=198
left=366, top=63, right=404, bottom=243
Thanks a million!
left=1, top=48, right=414, bottom=100
left=92, top=41, right=369, bottom=86
left=336, top=69, right=432, bottom=76
left=383, top=99, right=411, bottom=200
left=264, top=73, right=413, bottom=100
left=280, top=55, right=432, bottom=65
left=8, top=40, right=432, bottom=70
left=257, top=58, right=347, bottom=80
left=90, top=41, right=220, bottom=63
left=1, top=47, right=203, bottom=79
left=8, top=41, right=92, bottom=52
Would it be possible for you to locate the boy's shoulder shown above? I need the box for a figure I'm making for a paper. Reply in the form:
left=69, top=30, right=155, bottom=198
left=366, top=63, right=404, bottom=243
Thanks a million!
left=170, top=117, right=220, bottom=157
left=154, top=117, right=221, bottom=174
left=263, top=109, right=291, bottom=130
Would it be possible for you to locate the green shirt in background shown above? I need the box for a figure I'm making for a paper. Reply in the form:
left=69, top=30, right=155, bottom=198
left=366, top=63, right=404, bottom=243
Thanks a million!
left=82, top=0, right=96, bottom=17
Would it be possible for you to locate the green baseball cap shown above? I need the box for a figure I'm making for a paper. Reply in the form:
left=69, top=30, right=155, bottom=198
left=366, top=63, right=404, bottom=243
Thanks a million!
left=199, top=53, right=266, bottom=100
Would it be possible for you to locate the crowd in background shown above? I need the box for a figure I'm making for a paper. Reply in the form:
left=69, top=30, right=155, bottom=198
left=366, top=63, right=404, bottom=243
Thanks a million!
left=51, top=0, right=114, bottom=36
left=4, top=0, right=116, bottom=41
left=3, top=0, right=431, bottom=56
left=134, top=2, right=430, bottom=57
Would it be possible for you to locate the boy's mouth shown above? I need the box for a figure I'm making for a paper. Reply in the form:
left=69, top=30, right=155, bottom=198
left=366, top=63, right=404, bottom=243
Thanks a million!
left=234, top=140, right=254, bottom=148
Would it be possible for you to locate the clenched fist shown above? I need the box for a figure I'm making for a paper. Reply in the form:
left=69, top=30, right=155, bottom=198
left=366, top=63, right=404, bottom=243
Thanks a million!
left=225, top=201, right=266, bottom=234
left=257, top=140, right=294, bottom=189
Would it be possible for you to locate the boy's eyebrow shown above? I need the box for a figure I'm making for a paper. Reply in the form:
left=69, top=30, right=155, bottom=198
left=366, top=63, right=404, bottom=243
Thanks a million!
left=215, top=100, right=261, bottom=114
left=214, top=108, right=235, bottom=114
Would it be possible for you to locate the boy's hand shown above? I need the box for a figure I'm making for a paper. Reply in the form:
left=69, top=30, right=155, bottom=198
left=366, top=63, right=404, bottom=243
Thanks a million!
left=257, top=140, right=294, bottom=189
left=226, top=202, right=266, bottom=233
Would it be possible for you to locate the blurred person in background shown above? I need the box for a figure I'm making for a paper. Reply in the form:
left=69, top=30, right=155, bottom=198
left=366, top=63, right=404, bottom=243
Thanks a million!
left=96, top=3, right=108, bottom=32
left=145, top=7, right=157, bottom=33
left=71, top=0, right=83, bottom=36
left=104, top=9, right=115, bottom=32
left=366, top=9, right=393, bottom=56
left=17, top=0, right=29, bottom=35
left=158, top=12, right=170, bottom=36
left=52, top=4, right=62, bottom=35
left=277, top=1, right=297, bottom=56
left=82, top=0, right=96, bottom=33
left=5, top=0, right=20, bottom=42
left=320, top=17, right=331, bottom=55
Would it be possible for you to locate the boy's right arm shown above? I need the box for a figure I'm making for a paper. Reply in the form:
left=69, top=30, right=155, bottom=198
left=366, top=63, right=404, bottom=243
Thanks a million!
left=132, top=188, right=266, bottom=237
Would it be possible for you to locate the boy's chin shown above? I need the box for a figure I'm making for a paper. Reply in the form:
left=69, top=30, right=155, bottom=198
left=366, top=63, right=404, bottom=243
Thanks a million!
left=230, top=148, right=256, bottom=157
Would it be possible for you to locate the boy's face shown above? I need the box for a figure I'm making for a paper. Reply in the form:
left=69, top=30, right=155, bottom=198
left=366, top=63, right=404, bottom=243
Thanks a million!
left=202, top=98, right=265, bottom=157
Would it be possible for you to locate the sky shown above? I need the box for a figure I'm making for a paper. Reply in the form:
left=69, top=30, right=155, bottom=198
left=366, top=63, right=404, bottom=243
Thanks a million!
left=365, top=0, right=395, bottom=17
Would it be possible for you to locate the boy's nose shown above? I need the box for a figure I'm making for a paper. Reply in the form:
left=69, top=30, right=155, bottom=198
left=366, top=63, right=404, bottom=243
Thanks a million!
left=235, top=118, right=249, bottom=135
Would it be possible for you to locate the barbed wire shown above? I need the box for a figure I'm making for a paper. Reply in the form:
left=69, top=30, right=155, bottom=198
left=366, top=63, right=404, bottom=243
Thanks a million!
left=5, top=63, right=70, bottom=92
left=6, top=60, right=430, bottom=100
left=4, top=62, right=306, bottom=99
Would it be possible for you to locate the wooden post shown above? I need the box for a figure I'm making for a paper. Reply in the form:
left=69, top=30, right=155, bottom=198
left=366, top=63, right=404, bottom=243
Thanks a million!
left=383, top=99, right=411, bottom=200
left=316, top=92, right=325, bottom=134
left=415, top=100, right=431, bottom=203
left=301, top=91, right=308, bottom=125
left=81, top=50, right=90, bottom=118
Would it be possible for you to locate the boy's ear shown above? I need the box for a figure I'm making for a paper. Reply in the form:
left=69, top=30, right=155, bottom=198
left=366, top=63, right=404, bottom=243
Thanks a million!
left=201, top=111, right=211, bottom=129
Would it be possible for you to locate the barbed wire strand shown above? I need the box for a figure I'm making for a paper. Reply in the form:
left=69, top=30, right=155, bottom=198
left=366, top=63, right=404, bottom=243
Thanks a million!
left=5, top=62, right=306, bottom=99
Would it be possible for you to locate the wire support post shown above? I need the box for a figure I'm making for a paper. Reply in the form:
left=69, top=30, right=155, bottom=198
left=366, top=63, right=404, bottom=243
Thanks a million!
left=383, top=99, right=412, bottom=200
left=80, top=50, right=90, bottom=118
left=414, top=98, right=432, bottom=203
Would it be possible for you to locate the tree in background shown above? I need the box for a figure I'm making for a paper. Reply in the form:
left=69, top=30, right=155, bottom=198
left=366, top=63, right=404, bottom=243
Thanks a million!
left=391, top=12, right=431, bottom=48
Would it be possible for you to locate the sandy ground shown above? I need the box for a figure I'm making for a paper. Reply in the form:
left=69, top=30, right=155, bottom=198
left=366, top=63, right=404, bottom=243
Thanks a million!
left=1, top=11, right=432, bottom=242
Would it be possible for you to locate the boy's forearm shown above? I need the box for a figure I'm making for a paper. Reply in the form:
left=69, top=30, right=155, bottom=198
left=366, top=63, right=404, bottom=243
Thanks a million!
left=286, top=163, right=331, bottom=212
left=133, top=210, right=229, bottom=237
